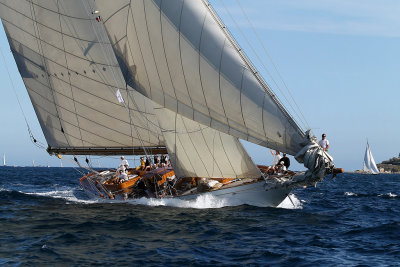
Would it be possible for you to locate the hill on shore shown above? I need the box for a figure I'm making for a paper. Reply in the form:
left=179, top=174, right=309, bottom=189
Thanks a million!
left=377, top=157, right=400, bottom=173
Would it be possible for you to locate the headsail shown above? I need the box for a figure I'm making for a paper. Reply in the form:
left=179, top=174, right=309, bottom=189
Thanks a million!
left=0, top=1, right=336, bottom=183
left=363, top=142, right=379, bottom=174
left=153, top=103, right=261, bottom=179
left=0, top=0, right=166, bottom=155
left=96, top=0, right=306, bottom=156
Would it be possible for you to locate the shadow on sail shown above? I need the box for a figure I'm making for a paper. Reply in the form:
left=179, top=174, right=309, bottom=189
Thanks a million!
left=0, top=0, right=342, bottom=207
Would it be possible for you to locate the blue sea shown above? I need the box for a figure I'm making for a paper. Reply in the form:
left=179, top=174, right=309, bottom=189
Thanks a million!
left=0, top=167, right=399, bottom=266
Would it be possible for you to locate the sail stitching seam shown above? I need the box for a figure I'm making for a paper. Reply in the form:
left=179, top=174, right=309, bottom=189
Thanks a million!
left=57, top=0, right=85, bottom=148
left=180, top=113, right=211, bottom=177
left=197, top=9, right=212, bottom=122
left=18, top=62, right=160, bottom=131
left=26, top=87, right=160, bottom=141
left=0, top=2, right=109, bottom=44
left=177, top=0, right=195, bottom=120
left=28, top=0, right=71, bottom=148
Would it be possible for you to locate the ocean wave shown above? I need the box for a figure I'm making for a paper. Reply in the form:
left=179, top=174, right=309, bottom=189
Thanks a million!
left=127, top=194, right=229, bottom=209
left=378, top=192, right=398, bottom=198
left=278, top=194, right=303, bottom=209
left=19, top=189, right=98, bottom=204
left=345, top=192, right=358, bottom=196
left=344, top=191, right=399, bottom=199
left=1, top=186, right=303, bottom=209
left=123, top=193, right=304, bottom=210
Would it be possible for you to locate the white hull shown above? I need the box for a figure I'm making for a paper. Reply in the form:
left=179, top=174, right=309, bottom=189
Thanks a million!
left=80, top=168, right=296, bottom=208
left=175, top=181, right=291, bottom=208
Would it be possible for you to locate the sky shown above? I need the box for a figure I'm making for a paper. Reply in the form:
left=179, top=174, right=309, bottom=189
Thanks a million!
left=0, top=0, right=399, bottom=170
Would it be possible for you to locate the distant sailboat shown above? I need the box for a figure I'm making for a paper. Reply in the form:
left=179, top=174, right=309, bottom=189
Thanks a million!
left=32, top=160, right=35, bottom=167
left=363, top=142, right=379, bottom=174
left=2, top=153, right=5, bottom=166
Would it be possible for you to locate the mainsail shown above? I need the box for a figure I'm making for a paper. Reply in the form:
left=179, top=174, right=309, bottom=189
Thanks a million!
left=0, top=0, right=166, bottom=155
left=96, top=0, right=306, bottom=156
left=363, top=142, right=379, bottom=174
left=0, top=1, right=335, bottom=181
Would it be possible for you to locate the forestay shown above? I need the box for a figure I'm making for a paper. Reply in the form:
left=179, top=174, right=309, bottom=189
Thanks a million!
left=96, top=0, right=306, bottom=156
left=0, top=0, right=166, bottom=155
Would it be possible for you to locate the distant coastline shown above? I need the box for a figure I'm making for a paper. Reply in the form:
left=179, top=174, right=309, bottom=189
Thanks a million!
left=348, top=156, right=400, bottom=174
left=377, top=156, right=400, bottom=173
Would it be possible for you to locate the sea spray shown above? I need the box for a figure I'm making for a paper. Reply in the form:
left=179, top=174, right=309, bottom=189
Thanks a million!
left=277, top=194, right=303, bottom=209
left=128, top=194, right=228, bottom=209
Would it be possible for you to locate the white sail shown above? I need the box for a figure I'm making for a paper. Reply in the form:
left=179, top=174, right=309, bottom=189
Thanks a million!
left=96, top=0, right=305, bottom=156
left=363, top=142, right=379, bottom=174
left=2, top=153, right=5, bottom=166
left=0, top=0, right=166, bottom=155
left=153, top=104, right=261, bottom=179
left=0, top=1, right=336, bottom=184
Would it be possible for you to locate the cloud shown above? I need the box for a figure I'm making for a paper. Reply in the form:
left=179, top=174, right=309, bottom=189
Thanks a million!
left=213, top=0, right=400, bottom=37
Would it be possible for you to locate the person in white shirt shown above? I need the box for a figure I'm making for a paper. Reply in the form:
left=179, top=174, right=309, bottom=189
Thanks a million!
left=276, top=161, right=287, bottom=174
left=119, top=156, right=129, bottom=170
left=117, top=169, right=128, bottom=183
left=318, top=134, right=330, bottom=151
left=270, top=149, right=282, bottom=166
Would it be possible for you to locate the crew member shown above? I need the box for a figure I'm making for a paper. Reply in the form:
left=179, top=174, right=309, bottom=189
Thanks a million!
left=119, top=156, right=129, bottom=170
left=270, top=149, right=282, bottom=166
left=278, top=153, right=290, bottom=169
left=318, top=134, right=330, bottom=151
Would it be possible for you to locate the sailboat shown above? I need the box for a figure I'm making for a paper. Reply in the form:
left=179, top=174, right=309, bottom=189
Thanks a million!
left=0, top=0, right=342, bottom=207
left=363, top=142, right=379, bottom=174
left=2, top=153, right=5, bottom=167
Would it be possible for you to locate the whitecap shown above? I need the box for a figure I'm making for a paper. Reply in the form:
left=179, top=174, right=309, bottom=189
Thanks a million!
left=278, top=194, right=303, bottom=209
left=345, top=192, right=357, bottom=196
left=22, top=189, right=98, bottom=204
left=127, top=194, right=228, bottom=209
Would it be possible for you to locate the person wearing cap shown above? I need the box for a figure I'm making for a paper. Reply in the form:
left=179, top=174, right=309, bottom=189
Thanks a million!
left=318, top=134, right=330, bottom=151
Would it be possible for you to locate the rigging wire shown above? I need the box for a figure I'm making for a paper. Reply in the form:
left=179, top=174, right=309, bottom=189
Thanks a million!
left=0, top=46, right=47, bottom=150
left=81, top=0, right=212, bottom=161
left=81, top=0, right=153, bottom=158
left=235, top=0, right=311, bottom=131
left=84, top=1, right=210, bottom=137
left=55, top=1, right=211, bottom=140
left=218, top=0, right=309, bottom=131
